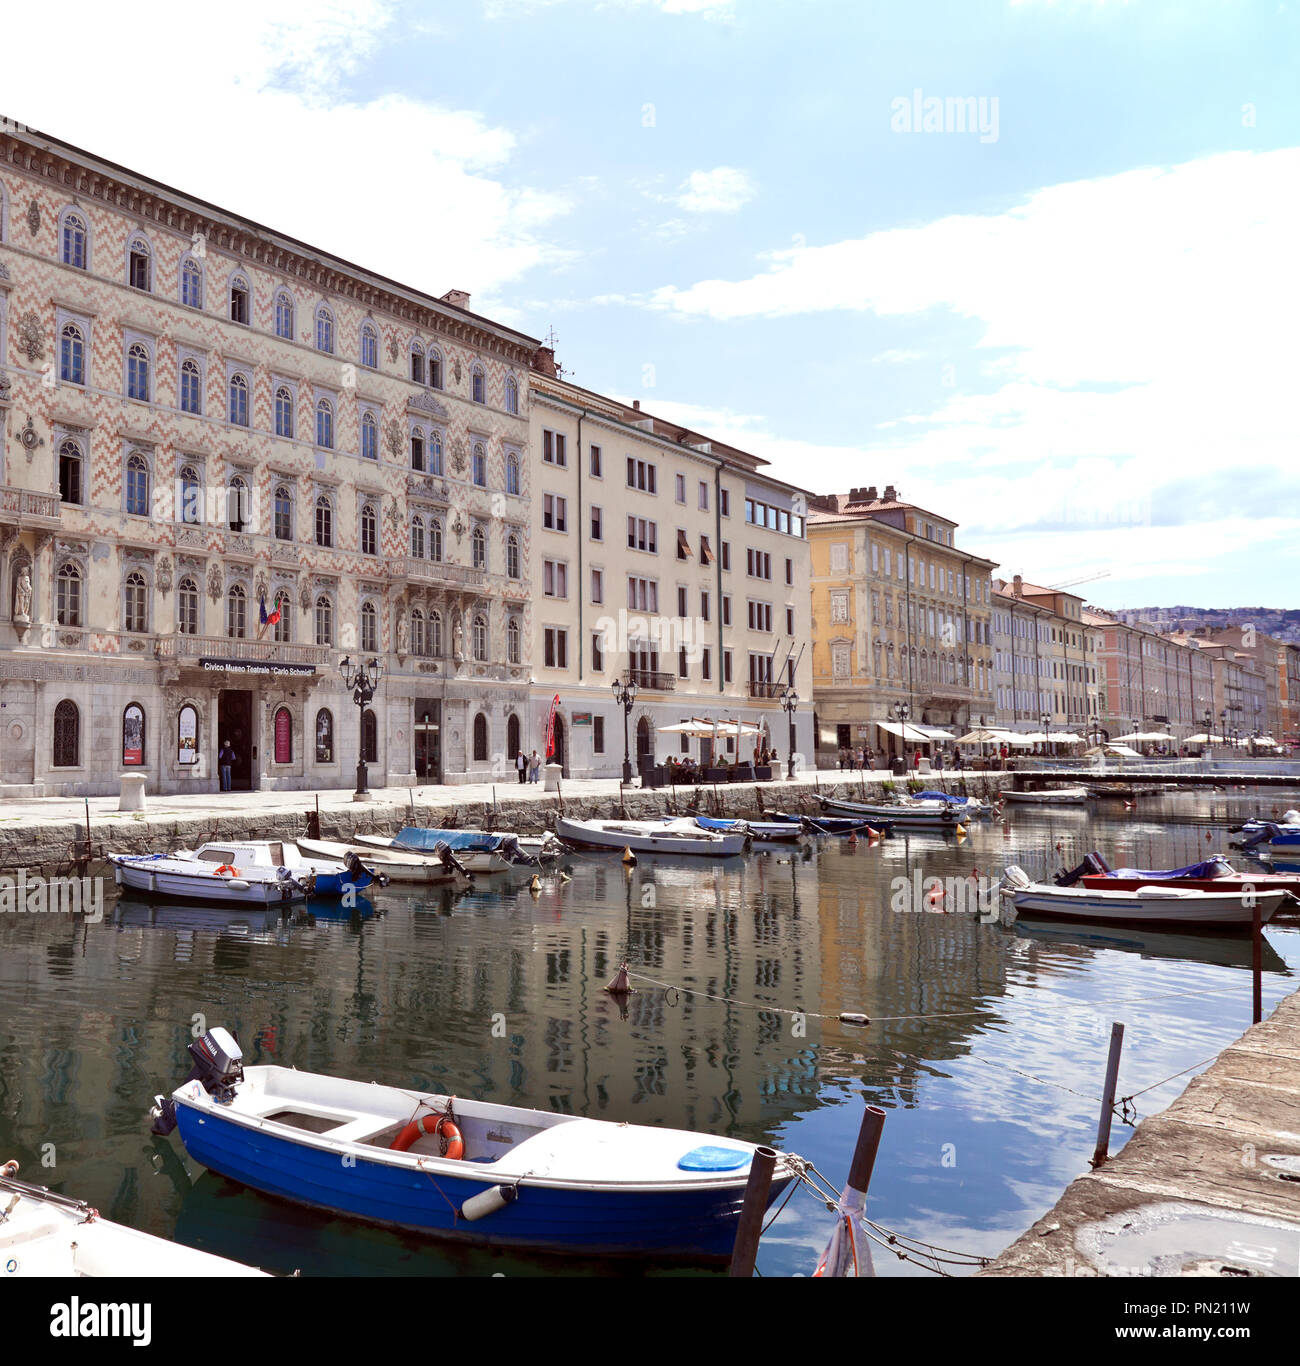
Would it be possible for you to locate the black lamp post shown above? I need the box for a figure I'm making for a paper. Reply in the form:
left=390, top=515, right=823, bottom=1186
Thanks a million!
left=340, top=654, right=384, bottom=799
left=780, top=684, right=799, bottom=780
left=1041, top=710, right=1051, bottom=757
left=612, top=676, right=638, bottom=783
left=893, top=699, right=910, bottom=763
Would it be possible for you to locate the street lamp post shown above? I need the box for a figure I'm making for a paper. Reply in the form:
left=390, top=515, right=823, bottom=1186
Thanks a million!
left=893, top=700, right=910, bottom=766
left=612, top=677, right=638, bottom=784
left=340, top=655, right=384, bottom=801
left=1041, top=710, right=1051, bottom=758
left=780, top=685, right=799, bottom=780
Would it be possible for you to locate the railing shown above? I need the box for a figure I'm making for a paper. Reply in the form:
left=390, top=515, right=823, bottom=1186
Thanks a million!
left=0, top=484, right=62, bottom=526
left=403, top=558, right=487, bottom=588
left=625, top=668, right=676, bottom=691
left=158, top=633, right=331, bottom=666
left=748, top=680, right=786, bottom=699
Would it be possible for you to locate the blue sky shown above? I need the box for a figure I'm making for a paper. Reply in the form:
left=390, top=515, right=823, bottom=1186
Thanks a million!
left=8, top=0, right=1297, bottom=608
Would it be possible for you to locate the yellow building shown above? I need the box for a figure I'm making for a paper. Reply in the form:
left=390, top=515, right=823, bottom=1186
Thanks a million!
left=807, top=486, right=996, bottom=761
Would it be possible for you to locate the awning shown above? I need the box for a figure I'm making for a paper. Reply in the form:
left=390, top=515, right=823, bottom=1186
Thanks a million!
left=912, top=724, right=955, bottom=740
left=874, top=720, right=931, bottom=743
left=700, top=538, right=715, bottom=565
left=676, top=529, right=692, bottom=558
left=1186, top=733, right=1225, bottom=744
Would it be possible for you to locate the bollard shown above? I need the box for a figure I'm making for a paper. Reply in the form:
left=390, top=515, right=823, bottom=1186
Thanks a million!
left=728, top=1145, right=778, bottom=1277
left=1091, top=1022, right=1125, bottom=1167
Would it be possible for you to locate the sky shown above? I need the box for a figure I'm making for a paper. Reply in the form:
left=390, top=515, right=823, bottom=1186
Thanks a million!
left=5, top=0, right=1297, bottom=609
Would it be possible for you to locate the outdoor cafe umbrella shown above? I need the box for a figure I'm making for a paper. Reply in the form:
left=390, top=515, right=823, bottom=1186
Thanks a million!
left=1114, top=731, right=1175, bottom=743
left=1186, top=733, right=1225, bottom=744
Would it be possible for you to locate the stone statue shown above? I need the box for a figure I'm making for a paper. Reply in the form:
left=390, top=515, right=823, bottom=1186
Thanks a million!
left=13, top=566, right=32, bottom=622
left=453, top=618, right=464, bottom=659
left=396, top=610, right=410, bottom=655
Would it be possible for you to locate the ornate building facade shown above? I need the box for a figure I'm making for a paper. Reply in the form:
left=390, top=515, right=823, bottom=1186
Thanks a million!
left=0, top=127, right=535, bottom=795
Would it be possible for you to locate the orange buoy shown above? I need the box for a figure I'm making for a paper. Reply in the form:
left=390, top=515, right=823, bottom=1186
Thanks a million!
left=390, top=1113, right=464, bottom=1159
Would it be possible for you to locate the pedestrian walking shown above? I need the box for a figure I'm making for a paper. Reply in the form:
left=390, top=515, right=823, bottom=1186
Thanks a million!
left=219, top=739, right=235, bottom=792
left=516, top=749, right=527, bottom=784
left=529, top=750, right=541, bottom=782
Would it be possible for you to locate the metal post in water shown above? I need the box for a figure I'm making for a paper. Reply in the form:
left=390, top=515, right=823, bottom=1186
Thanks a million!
left=1091, top=1022, right=1125, bottom=1167
left=846, top=1102, right=887, bottom=1198
left=1252, top=899, right=1263, bottom=1025
left=728, top=1145, right=778, bottom=1277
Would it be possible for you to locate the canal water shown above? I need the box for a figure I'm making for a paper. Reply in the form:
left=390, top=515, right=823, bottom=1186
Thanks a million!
left=1, top=789, right=1297, bottom=1277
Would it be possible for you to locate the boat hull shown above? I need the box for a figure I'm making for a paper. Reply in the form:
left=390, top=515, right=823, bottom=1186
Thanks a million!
left=174, top=1102, right=788, bottom=1261
left=1009, top=889, right=1285, bottom=926
left=555, top=818, right=747, bottom=857
left=1001, top=788, right=1090, bottom=804
left=110, top=857, right=304, bottom=906
left=819, top=797, right=963, bottom=827
left=1081, top=873, right=1300, bottom=899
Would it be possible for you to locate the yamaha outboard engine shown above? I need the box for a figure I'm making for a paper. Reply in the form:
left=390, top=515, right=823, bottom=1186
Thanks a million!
left=150, top=1027, right=244, bottom=1135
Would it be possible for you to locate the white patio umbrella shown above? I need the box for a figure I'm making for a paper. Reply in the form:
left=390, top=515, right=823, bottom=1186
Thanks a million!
left=1185, top=732, right=1225, bottom=744
left=1114, top=731, right=1175, bottom=743
left=954, top=728, right=1006, bottom=745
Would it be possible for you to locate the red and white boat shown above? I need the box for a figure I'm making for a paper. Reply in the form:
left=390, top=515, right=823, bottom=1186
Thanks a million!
left=1060, top=852, right=1300, bottom=901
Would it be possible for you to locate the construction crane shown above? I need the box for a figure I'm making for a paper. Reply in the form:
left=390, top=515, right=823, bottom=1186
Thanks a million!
left=1047, top=570, right=1111, bottom=590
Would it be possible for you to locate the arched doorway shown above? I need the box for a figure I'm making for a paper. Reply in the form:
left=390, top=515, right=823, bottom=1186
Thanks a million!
left=636, top=715, right=653, bottom=772
left=550, top=715, right=567, bottom=776
left=507, top=712, right=521, bottom=761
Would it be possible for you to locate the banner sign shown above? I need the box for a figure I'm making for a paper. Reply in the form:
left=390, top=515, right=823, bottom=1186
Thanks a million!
left=198, top=657, right=315, bottom=677
left=177, top=705, right=198, bottom=765
left=544, top=693, right=560, bottom=759
left=572, top=712, right=592, bottom=727
left=122, top=703, right=144, bottom=765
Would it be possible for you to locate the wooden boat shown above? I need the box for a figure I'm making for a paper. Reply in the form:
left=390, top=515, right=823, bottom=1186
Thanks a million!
left=1060, top=852, right=1300, bottom=901
left=150, top=1029, right=799, bottom=1261
left=766, top=811, right=889, bottom=837
left=692, top=816, right=803, bottom=843
left=296, top=835, right=468, bottom=886
left=109, top=852, right=309, bottom=906
left=354, top=829, right=515, bottom=875
left=999, top=864, right=1286, bottom=926
left=0, top=1159, right=267, bottom=1277
left=555, top=817, right=747, bottom=856
left=819, top=795, right=963, bottom=828
left=1001, top=786, right=1090, bottom=805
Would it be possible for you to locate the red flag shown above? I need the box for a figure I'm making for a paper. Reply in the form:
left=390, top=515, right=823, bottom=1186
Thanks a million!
left=544, top=693, right=561, bottom=760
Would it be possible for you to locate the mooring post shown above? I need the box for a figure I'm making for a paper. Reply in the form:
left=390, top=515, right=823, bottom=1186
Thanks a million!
left=1091, top=1022, right=1125, bottom=1167
left=728, top=1145, right=778, bottom=1277
left=1252, top=899, right=1263, bottom=1025
left=846, top=1102, right=887, bottom=1200
left=619, top=780, right=627, bottom=819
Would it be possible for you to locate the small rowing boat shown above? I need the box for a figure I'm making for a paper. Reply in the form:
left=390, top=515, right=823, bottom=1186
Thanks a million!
left=353, top=828, right=516, bottom=874
left=150, top=1029, right=799, bottom=1262
left=296, top=835, right=469, bottom=885
left=1001, top=786, right=1090, bottom=805
left=555, top=817, right=747, bottom=856
left=691, top=816, right=803, bottom=843
left=818, top=795, right=965, bottom=828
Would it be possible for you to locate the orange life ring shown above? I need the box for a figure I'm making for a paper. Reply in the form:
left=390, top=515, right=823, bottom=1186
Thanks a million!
left=390, top=1113, right=464, bottom=1159
left=214, top=864, right=240, bottom=877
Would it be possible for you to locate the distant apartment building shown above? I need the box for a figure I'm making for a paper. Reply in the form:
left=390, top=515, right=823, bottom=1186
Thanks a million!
left=807, top=486, right=996, bottom=758
left=526, top=360, right=813, bottom=777
left=1164, top=626, right=1288, bottom=741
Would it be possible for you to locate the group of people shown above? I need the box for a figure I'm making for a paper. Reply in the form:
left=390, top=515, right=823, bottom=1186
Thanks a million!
left=514, top=750, right=544, bottom=783
left=837, top=746, right=882, bottom=771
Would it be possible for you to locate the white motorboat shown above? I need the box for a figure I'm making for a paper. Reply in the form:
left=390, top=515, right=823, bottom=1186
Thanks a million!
left=296, top=835, right=468, bottom=885
left=353, top=828, right=517, bottom=874
left=999, top=865, right=1286, bottom=926
left=1001, top=786, right=1091, bottom=805
left=0, top=1159, right=267, bottom=1277
left=556, top=817, right=748, bottom=856
left=109, top=851, right=308, bottom=905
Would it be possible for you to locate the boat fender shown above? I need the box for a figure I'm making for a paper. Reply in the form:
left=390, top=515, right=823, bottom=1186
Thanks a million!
left=390, top=1113, right=465, bottom=1159
left=955, top=824, right=967, bottom=836
left=226, top=879, right=250, bottom=891
left=461, top=1184, right=518, bottom=1222
left=621, top=846, right=637, bottom=866
left=838, top=1012, right=870, bottom=1026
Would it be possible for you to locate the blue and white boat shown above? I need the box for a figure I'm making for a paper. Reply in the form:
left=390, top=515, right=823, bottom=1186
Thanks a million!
left=692, top=815, right=803, bottom=843
left=151, top=1030, right=799, bottom=1262
left=354, top=828, right=520, bottom=874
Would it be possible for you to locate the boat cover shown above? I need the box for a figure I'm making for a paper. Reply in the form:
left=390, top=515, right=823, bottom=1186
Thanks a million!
left=912, top=791, right=970, bottom=804
left=393, top=827, right=511, bottom=853
left=1103, top=857, right=1234, bottom=881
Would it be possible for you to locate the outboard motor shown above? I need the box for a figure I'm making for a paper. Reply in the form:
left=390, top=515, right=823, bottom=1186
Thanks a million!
left=1054, top=851, right=1110, bottom=886
left=150, top=1027, right=244, bottom=1136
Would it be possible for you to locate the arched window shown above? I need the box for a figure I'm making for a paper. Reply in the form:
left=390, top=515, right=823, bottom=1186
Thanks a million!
left=125, top=454, right=150, bottom=516
left=507, top=712, right=521, bottom=757
left=275, top=386, right=294, bottom=438
left=275, top=290, right=295, bottom=340
left=472, top=712, right=488, bottom=761
left=273, top=588, right=293, bottom=644
left=360, top=600, right=378, bottom=653
left=429, top=430, right=443, bottom=475
left=273, top=706, right=293, bottom=764
left=314, top=594, right=333, bottom=646
left=360, top=502, right=377, bottom=556
left=226, top=584, right=246, bottom=638
left=60, top=322, right=86, bottom=385
left=471, top=364, right=486, bottom=404
left=315, top=397, right=334, bottom=449
left=56, top=562, right=82, bottom=626
left=410, top=425, right=425, bottom=471
left=315, top=709, right=334, bottom=763
left=473, top=613, right=488, bottom=662
left=315, top=305, right=334, bottom=354
left=428, top=348, right=443, bottom=389
left=430, top=610, right=443, bottom=657
left=506, top=451, right=521, bottom=496
left=361, top=410, right=378, bottom=461
left=507, top=616, right=520, bottom=664
left=505, top=375, right=519, bottom=415
left=126, top=342, right=151, bottom=401
left=506, top=533, right=520, bottom=580
left=127, top=236, right=152, bottom=291
left=123, top=571, right=148, bottom=633
left=180, top=358, right=202, bottom=414
left=58, top=439, right=84, bottom=505
left=274, top=485, right=293, bottom=541
left=178, top=577, right=199, bottom=635
left=362, top=709, right=378, bottom=764
left=410, top=343, right=425, bottom=384
left=53, top=700, right=79, bottom=767
left=360, top=322, right=378, bottom=369
left=181, top=256, right=204, bottom=309
left=472, top=442, right=487, bottom=487
left=315, top=496, right=333, bottom=547
left=61, top=209, right=88, bottom=269
left=411, top=608, right=426, bottom=656
left=430, top=519, right=443, bottom=563
left=227, top=476, right=249, bottom=532
left=229, top=274, right=250, bottom=325
left=229, top=372, right=250, bottom=427
left=410, top=515, right=425, bottom=559
left=471, top=526, right=486, bottom=570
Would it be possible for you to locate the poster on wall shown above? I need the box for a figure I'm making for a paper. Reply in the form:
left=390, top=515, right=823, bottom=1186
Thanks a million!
left=177, top=705, right=198, bottom=765
left=274, top=708, right=292, bottom=764
left=122, top=704, right=144, bottom=765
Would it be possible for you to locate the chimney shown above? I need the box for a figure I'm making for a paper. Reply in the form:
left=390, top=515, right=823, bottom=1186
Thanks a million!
left=1013, top=574, right=1023, bottom=599
left=632, top=400, right=640, bottom=410
left=865, top=485, right=878, bottom=501
left=530, top=345, right=557, bottom=377
left=439, top=288, right=471, bottom=309
left=883, top=484, right=897, bottom=502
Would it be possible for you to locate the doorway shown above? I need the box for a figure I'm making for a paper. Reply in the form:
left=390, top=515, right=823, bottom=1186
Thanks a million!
left=217, top=689, right=254, bottom=790
left=550, top=715, right=567, bottom=777
left=414, top=699, right=441, bottom=783
left=636, top=715, right=653, bottom=771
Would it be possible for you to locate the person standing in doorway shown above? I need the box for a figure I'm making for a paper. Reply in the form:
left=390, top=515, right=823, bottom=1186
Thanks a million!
left=529, top=750, right=541, bottom=783
left=516, top=749, right=527, bottom=784
left=219, top=739, right=235, bottom=792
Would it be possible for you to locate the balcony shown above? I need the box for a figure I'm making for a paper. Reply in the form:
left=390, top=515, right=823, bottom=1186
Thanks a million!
left=748, top=680, right=787, bottom=699
left=158, top=633, right=331, bottom=669
left=0, top=484, right=62, bottom=530
left=401, top=558, right=488, bottom=589
left=625, top=668, right=676, bottom=692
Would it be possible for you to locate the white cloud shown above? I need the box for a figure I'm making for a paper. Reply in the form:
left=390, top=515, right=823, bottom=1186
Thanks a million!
left=4, top=2, right=571, bottom=301
left=674, top=166, right=756, bottom=214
